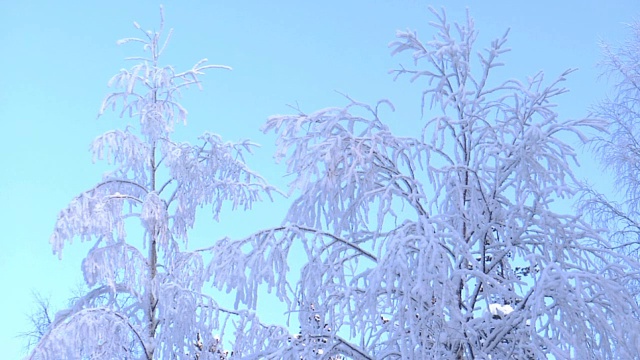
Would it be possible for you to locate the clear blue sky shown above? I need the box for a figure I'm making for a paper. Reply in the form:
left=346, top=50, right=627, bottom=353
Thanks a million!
left=1, top=1, right=638, bottom=358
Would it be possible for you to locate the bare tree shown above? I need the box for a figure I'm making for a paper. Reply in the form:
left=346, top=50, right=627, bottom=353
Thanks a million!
left=27, top=6, right=640, bottom=360
left=583, top=19, right=640, bottom=256
left=20, top=292, right=54, bottom=353
left=581, top=17, right=640, bottom=323
left=207, top=8, right=640, bottom=359
left=27, top=7, right=276, bottom=360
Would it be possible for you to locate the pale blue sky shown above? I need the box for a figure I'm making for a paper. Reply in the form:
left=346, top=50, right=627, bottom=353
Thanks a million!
left=1, top=1, right=638, bottom=358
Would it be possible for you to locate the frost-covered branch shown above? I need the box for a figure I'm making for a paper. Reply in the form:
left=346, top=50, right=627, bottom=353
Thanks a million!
left=580, top=19, right=640, bottom=325
left=211, top=7, right=640, bottom=359
left=31, top=7, right=277, bottom=360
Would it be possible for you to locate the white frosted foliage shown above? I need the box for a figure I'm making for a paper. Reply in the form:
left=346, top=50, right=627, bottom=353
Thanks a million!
left=30, top=6, right=640, bottom=360
left=30, top=7, right=275, bottom=360
left=579, top=19, right=640, bottom=360
left=204, top=7, right=640, bottom=360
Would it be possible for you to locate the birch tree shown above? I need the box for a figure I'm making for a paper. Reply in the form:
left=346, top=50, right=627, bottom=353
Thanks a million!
left=208, top=8, right=640, bottom=359
left=28, top=8, right=276, bottom=360
left=28, top=6, right=640, bottom=360
left=581, top=19, right=640, bottom=315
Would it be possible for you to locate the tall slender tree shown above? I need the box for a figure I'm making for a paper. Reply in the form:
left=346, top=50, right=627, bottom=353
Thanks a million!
left=207, top=8, right=640, bottom=359
left=581, top=17, right=640, bottom=322
left=582, top=19, right=640, bottom=256
left=28, top=7, right=275, bottom=360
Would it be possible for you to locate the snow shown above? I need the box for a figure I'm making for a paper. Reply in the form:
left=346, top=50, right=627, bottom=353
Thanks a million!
left=29, top=6, right=640, bottom=360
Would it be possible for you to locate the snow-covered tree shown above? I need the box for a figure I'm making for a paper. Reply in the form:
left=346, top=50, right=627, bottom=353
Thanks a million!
left=582, top=18, right=640, bottom=257
left=28, top=7, right=276, bottom=360
left=207, top=8, right=640, bottom=359
left=581, top=19, right=640, bottom=314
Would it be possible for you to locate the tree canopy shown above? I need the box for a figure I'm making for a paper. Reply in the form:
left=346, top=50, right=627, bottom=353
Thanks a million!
left=27, top=6, right=640, bottom=360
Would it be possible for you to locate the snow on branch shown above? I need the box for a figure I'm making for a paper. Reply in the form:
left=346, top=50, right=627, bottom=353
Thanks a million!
left=35, top=7, right=278, bottom=360
left=28, top=307, right=148, bottom=360
left=216, top=7, right=639, bottom=359
left=91, top=127, right=151, bottom=182
left=98, top=10, right=231, bottom=143
left=165, top=133, right=277, bottom=241
left=265, top=100, right=428, bottom=235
